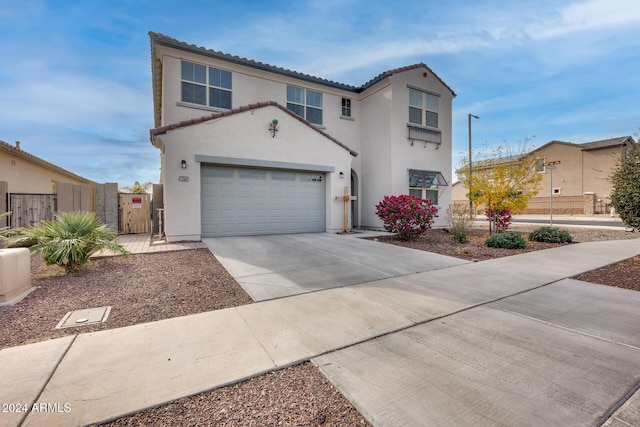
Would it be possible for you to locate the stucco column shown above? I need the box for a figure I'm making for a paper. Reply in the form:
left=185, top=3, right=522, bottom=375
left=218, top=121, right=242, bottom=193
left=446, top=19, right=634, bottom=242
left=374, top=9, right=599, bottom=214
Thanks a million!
left=583, top=192, right=596, bottom=216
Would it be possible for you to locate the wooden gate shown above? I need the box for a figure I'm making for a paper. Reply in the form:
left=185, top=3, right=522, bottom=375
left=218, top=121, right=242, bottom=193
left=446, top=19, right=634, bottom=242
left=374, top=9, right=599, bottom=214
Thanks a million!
left=9, top=194, right=56, bottom=228
left=119, top=193, right=151, bottom=234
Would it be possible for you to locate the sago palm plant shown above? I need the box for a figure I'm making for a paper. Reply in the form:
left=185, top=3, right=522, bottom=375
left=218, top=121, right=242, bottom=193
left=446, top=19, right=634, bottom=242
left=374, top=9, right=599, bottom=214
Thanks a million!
left=0, top=212, right=10, bottom=238
left=5, top=211, right=129, bottom=272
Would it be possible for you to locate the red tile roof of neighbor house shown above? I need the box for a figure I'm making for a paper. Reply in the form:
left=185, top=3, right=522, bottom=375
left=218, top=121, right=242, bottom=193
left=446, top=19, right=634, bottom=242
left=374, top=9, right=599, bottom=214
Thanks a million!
left=0, top=140, right=94, bottom=184
left=149, top=100, right=358, bottom=157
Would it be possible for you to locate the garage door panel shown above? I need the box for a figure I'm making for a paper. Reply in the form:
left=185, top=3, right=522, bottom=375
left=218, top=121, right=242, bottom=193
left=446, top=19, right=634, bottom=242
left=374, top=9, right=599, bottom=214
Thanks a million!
left=201, top=166, right=325, bottom=237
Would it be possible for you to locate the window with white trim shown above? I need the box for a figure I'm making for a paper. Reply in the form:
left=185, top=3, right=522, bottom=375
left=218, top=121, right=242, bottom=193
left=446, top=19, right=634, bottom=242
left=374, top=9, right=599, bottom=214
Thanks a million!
left=408, top=88, right=438, bottom=128
left=181, top=60, right=232, bottom=109
left=341, top=98, right=352, bottom=117
left=287, top=86, right=323, bottom=125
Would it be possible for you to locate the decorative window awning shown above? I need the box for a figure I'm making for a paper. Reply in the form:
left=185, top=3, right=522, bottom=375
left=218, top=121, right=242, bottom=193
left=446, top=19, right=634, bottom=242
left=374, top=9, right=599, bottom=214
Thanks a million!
left=409, top=169, right=448, bottom=188
left=407, top=124, right=442, bottom=147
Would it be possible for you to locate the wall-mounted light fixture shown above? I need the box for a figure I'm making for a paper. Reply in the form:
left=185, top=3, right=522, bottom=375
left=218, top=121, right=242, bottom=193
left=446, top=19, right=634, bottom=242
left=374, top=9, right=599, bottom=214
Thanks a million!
left=181, top=160, right=187, bottom=169
left=269, top=119, right=279, bottom=137
left=339, top=172, right=345, bottom=179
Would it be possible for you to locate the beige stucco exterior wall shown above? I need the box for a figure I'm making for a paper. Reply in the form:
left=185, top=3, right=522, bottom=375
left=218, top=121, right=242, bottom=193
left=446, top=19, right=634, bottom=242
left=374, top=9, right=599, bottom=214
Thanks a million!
left=359, top=80, right=393, bottom=228
left=154, top=43, right=456, bottom=234
left=0, top=149, right=89, bottom=194
left=582, top=148, right=622, bottom=199
left=389, top=69, right=453, bottom=228
left=159, top=52, right=362, bottom=150
left=156, top=105, right=354, bottom=241
left=451, top=182, right=467, bottom=201
left=535, top=143, right=583, bottom=197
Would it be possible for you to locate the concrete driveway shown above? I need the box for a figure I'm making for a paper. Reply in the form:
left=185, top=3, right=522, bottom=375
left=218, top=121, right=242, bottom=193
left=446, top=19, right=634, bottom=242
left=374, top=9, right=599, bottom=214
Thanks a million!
left=203, top=232, right=469, bottom=301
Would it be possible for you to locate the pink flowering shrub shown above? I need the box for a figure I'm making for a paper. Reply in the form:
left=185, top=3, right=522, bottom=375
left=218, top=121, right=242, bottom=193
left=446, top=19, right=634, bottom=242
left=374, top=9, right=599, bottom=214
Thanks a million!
left=485, top=208, right=512, bottom=233
left=375, top=195, right=438, bottom=241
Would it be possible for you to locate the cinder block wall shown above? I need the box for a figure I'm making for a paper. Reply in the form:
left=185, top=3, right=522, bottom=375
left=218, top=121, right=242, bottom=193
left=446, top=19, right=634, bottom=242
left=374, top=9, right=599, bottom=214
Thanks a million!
left=96, top=183, right=118, bottom=230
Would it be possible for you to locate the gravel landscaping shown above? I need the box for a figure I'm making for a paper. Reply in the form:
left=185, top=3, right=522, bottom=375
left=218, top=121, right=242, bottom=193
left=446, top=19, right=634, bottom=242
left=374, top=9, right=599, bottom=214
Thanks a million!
left=0, top=249, right=252, bottom=350
left=2, top=225, right=638, bottom=426
left=100, top=362, right=370, bottom=427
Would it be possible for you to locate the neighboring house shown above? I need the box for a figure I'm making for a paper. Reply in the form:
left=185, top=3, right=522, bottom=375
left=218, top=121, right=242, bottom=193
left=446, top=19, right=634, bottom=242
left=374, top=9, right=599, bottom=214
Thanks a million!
left=452, top=136, right=635, bottom=215
left=149, top=32, right=456, bottom=241
left=0, top=140, right=93, bottom=194
left=1, top=139, right=95, bottom=222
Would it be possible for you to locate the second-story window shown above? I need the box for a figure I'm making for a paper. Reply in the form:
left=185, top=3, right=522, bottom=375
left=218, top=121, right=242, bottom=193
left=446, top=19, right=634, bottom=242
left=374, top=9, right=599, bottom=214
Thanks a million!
left=181, top=60, right=232, bottom=109
left=408, top=88, right=438, bottom=128
left=287, top=86, right=323, bottom=125
left=341, top=98, right=352, bottom=117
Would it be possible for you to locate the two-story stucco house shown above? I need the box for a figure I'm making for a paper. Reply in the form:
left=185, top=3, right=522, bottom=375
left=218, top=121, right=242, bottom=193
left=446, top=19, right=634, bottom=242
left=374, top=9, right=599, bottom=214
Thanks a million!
left=149, top=32, right=455, bottom=241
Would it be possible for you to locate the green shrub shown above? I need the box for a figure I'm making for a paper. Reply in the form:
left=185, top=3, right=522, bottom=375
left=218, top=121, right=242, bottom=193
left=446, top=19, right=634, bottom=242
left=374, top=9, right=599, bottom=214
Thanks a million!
left=485, top=232, right=527, bottom=249
left=610, top=142, right=640, bottom=230
left=4, top=211, right=129, bottom=272
left=528, top=227, right=573, bottom=243
left=453, top=232, right=468, bottom=243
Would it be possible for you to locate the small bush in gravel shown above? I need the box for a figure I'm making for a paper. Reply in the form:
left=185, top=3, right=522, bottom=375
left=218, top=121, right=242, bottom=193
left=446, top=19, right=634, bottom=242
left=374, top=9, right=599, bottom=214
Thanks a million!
left=446, top=204, right=474, bottom=235
left=453, top=232, right=469, bottom=243
left=375, top=194, right=438, bottom=241
left=5, top=211, right=129, bottom=272
left=485, top=208, right=512, bottom=233
left=529, top=227, right=573, bottom=243
left=485, top=232, right=527, bottom=249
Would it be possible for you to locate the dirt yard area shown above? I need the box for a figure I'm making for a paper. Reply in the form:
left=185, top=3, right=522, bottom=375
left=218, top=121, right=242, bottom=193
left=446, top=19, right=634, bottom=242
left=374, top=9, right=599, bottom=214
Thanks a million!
left=2, top=225, right=637, bottom=426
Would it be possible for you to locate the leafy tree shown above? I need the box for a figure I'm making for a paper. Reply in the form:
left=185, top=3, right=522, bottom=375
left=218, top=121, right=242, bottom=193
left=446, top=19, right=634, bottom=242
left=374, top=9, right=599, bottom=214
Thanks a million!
left=120, top=181, right=152, bottom=194
left=610, top=141, right=640, bottom=230
left=5, top=211, right=129, bottom=272
left=458, top=142, right=543, bottom=234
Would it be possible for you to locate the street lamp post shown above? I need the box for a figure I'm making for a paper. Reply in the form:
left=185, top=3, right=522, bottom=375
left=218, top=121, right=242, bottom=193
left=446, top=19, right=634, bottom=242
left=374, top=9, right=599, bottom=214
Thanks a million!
left=468, top=114, right=479, bottom=218
left=542, top=160, right=561, bottom=226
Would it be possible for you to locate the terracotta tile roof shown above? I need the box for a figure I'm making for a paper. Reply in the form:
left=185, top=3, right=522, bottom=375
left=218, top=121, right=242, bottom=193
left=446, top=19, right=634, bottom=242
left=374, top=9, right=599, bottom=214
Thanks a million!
left=149, top=32, right=358, bottom=92
left=150, top=31, right=456, bottom=95
left=360, top=63, right=457, bottom=96
left=148, top=32, right=456, bottom=126
left=0, top=140, right=94, bottom=184
left=149, top=100, right=358, bottom=157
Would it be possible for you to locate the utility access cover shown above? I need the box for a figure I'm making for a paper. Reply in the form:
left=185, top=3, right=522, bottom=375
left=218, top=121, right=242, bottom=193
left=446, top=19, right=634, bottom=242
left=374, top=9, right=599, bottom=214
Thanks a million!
left=55, top=306, right=111, bottom=329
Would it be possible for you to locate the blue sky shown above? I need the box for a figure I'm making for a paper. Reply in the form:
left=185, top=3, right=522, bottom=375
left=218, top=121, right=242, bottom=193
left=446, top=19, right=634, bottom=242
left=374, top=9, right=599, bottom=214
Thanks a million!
left=1, top=0, right=639, bottom=187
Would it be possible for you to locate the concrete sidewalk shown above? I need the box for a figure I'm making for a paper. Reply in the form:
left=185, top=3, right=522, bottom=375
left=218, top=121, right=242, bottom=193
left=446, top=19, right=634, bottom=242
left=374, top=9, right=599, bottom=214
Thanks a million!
left=1, top=239, right=639, bottom=426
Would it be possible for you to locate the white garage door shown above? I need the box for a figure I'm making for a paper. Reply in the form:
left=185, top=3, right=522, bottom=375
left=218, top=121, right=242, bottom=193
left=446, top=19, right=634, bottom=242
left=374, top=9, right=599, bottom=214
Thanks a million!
left=201, top=166, right=326, bottom=237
